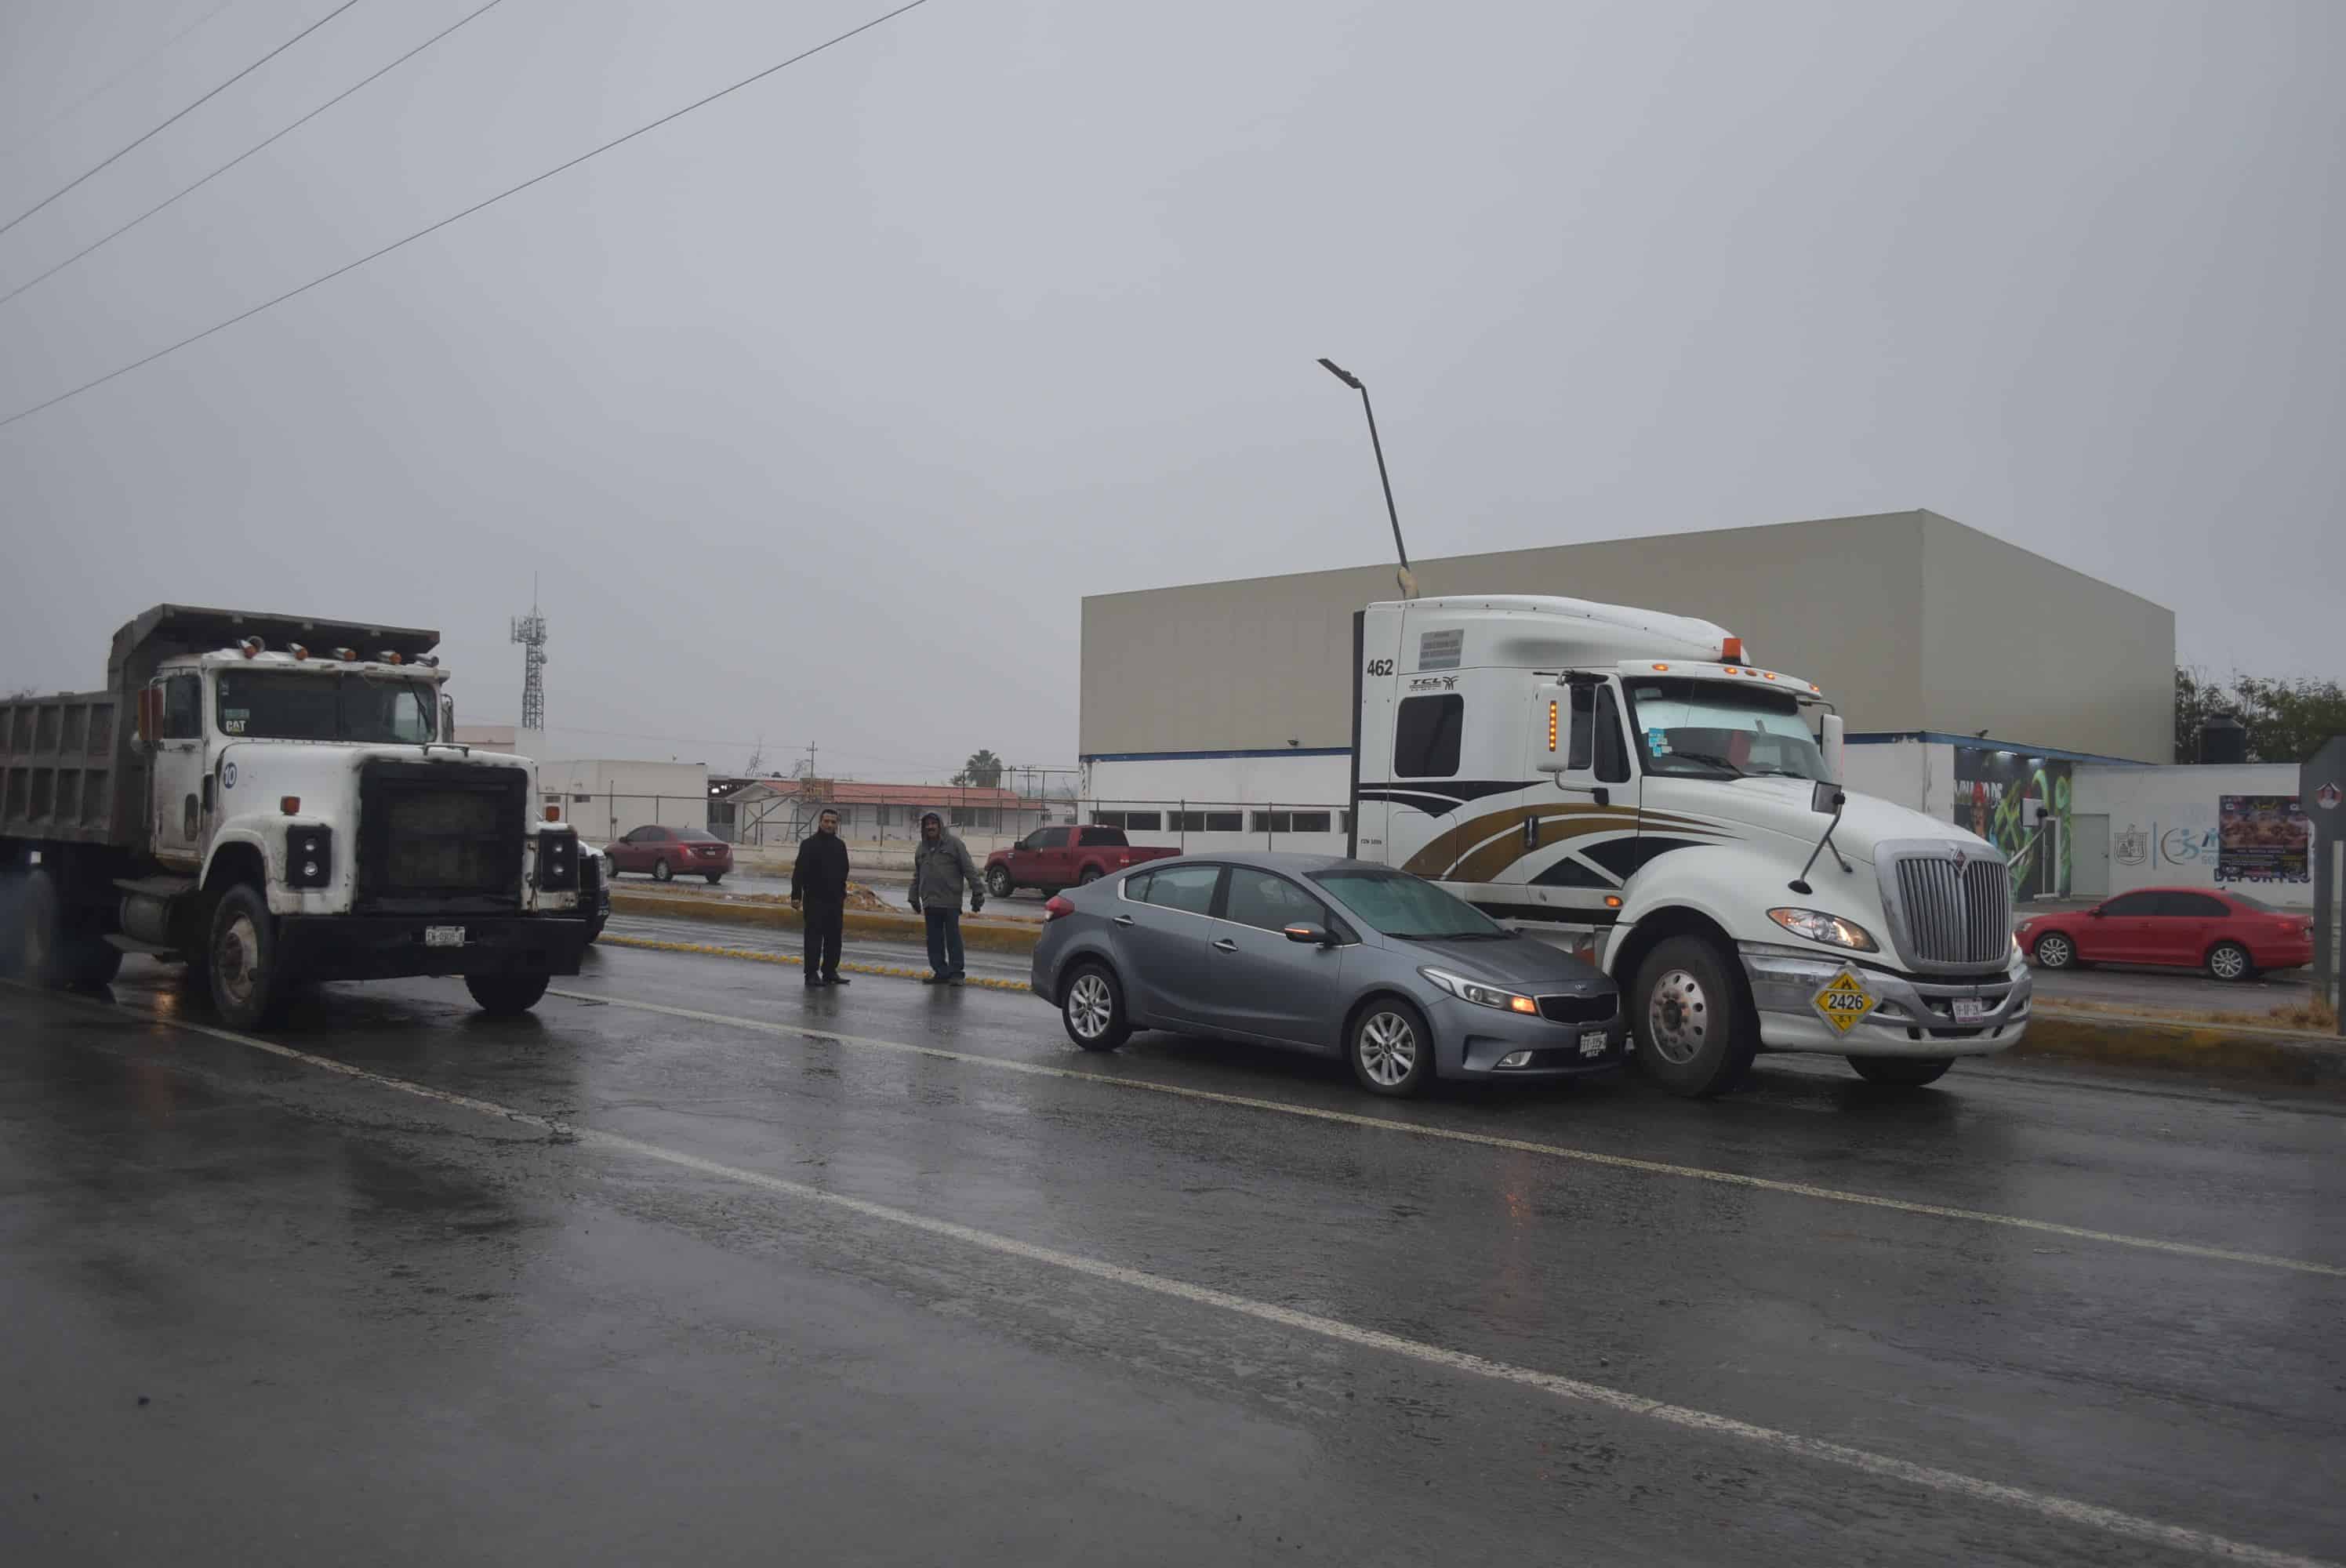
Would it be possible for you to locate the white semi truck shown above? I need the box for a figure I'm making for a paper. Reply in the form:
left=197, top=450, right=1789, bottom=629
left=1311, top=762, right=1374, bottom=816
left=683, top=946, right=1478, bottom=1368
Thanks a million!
left=1, top=604, right=592, bottom=1027
left=1349, top=594, right=2030, bottom=1095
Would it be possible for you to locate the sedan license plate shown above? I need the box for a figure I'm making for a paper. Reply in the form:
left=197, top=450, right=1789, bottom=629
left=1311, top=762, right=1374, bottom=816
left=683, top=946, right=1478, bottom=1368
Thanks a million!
left=424, top=926, right=467, bottom=949
left=1951, top=996, right=1986, bottom=1024
left=1579, top=1029, right=1609, bottom=1058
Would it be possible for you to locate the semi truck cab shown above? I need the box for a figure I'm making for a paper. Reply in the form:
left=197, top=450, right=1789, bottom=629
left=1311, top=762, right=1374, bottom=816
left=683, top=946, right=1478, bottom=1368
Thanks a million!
left=1352, top=595, right=2030, bottom=1095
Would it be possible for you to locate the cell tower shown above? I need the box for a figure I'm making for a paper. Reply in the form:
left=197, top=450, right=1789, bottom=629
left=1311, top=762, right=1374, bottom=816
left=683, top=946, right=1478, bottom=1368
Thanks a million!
left=510, top=581, right=548, bottom=732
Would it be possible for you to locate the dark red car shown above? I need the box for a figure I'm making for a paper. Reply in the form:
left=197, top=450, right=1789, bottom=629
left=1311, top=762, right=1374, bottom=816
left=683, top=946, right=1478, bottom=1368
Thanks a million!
left=984, top=826, right=1180, bottom=898
left=608, top=824, right=733, bottom=884
left=2018, top=887, right=2313, bottom=982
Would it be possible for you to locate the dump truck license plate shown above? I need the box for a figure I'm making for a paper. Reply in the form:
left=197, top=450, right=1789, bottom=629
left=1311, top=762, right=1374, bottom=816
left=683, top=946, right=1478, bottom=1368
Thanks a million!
left=424, top=926, right=467, bottom=949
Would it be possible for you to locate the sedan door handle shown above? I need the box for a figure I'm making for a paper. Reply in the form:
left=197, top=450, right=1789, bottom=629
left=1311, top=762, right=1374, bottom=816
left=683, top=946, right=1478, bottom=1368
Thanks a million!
left=1113, top=915, right=1136, bottom=927
left=1212, top=938, right=1239, bottom=953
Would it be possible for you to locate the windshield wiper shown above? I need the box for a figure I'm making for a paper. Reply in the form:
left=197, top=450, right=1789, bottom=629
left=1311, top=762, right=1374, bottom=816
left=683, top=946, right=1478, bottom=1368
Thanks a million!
left=1658, top=750, right=1743, bottom=776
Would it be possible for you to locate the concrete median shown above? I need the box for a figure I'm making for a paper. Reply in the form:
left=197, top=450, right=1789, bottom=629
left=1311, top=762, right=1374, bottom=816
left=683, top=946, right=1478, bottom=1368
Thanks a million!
left=610, top=888, right=1043, bottom=956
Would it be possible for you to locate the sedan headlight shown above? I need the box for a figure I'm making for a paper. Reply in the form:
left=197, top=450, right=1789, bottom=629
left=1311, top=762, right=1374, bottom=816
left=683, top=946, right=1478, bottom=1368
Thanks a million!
left=1766, top=907, right=1879, bottom=952
left=1420, top=967, right=1540, bottom=1014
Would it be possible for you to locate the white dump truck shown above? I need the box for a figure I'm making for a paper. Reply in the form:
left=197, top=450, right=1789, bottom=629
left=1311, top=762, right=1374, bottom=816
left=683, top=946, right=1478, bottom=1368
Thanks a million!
left=1, top=604, right=591, bottom=1027
left=1350, top=594, right=2030, bottom=1094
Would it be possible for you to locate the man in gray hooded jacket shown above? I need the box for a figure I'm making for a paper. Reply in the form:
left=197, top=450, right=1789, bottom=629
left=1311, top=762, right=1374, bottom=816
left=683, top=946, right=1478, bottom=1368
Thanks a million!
left=909, top=811, right=985, bottom=983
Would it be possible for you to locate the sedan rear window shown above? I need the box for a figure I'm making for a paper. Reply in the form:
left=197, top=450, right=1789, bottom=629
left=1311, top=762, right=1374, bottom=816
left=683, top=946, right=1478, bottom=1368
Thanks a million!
left=1139, top=863, right=1221, bottom=915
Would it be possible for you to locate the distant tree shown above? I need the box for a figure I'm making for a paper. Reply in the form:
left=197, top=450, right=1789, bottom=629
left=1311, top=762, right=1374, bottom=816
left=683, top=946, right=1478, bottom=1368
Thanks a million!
left=2174, top=667, right=2346, bottom=764
left=953, top=749, right=1005, bottom=788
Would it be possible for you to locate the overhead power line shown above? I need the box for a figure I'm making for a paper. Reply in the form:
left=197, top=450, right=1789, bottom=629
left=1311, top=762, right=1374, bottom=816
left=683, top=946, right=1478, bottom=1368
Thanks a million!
left=2, top=0, right=244, bottom=159
left=2, top=0, right=511, bottom=310
left=0, top=0, right=364, bottom=241
left=0, top=0, right=934, bottom=432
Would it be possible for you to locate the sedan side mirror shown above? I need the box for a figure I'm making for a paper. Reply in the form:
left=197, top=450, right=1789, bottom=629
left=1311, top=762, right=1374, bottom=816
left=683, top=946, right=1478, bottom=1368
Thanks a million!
left=1283, top=924, right=1335, bottom=947
left=2088, top=908, right=2105, bottom=917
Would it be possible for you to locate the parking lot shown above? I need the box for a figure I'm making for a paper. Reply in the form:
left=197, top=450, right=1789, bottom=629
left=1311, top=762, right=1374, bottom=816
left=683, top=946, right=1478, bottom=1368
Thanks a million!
left=5, top=946, right=2341, bottom=1568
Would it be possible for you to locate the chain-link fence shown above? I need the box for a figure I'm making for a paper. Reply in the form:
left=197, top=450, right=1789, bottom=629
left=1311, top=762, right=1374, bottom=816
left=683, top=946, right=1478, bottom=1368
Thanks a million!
left=547, top=789, right=1356, bottom=858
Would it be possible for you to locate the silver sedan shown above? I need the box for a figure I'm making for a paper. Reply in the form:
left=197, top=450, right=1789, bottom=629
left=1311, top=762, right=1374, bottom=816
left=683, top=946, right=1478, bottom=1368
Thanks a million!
left=1030, top=851, right=1625, bottom=1096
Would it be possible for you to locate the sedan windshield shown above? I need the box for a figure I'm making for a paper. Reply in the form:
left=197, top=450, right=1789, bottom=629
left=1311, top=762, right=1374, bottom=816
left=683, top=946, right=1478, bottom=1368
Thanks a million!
left=215, top=670, right=438, bottom=744
left=1311, top=869, right=1509, bottom=940
left=1622, top=677, right=1830, bottom=782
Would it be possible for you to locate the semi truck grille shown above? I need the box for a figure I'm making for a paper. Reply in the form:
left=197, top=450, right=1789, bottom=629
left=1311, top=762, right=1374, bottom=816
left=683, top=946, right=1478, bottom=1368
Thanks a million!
left=1891, top=853, right=2010, bottom=968
left=357, top=761, right=525, bottom=912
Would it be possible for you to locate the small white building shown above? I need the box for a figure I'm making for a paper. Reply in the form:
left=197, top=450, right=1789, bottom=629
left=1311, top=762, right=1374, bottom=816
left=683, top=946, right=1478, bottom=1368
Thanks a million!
left=538, top=758, right=710, bottom=842
left=2071, top=762, right=2314, bottom=908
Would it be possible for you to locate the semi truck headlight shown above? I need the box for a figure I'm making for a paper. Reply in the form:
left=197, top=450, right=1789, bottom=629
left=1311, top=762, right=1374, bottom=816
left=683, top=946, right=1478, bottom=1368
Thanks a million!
left=1420, top=967, right=1539, bottom=1014
left=1767, top=907, right=1879, bottom=952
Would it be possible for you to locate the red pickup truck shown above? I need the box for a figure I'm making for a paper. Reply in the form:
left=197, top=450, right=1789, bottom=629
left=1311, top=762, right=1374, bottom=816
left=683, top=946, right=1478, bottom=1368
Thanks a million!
left=985, top=826, right=1178, bottom=898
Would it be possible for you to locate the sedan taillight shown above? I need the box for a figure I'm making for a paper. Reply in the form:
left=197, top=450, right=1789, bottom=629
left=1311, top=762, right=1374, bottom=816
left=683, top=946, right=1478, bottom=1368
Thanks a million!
left=1044, top=896, right=1075, bottom=922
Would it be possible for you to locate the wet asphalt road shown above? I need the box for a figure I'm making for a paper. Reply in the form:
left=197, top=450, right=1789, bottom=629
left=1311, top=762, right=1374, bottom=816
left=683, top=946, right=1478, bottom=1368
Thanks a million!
left=4, top=949, right=2343, bottom=1568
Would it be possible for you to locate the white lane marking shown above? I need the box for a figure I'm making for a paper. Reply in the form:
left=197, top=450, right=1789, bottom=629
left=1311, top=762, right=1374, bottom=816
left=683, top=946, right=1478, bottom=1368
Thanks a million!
left=45, top=985, right=2341, bottom=1568
left=550, top=986, right=2346, bottom=1280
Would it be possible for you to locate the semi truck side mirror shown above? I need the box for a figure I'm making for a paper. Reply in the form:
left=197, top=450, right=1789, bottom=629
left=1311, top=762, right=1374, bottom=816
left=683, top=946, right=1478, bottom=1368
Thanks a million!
left=441, top=695, right=456, bottom=741
left=1531, top=682, right=1571, bottom=775
left=1820, top=712, right=1845, bottom=784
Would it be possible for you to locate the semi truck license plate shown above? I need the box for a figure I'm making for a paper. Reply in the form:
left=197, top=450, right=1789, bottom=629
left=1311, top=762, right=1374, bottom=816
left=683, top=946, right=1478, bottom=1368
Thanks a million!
left=1951, top=996, right=1985, bottom=1022
left=424, top=926, right=467, bottom=948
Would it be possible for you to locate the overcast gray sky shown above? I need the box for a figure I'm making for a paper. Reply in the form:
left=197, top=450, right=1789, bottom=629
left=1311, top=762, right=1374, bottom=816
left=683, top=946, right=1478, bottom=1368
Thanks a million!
left=2, top=0, right=2338, bottom=779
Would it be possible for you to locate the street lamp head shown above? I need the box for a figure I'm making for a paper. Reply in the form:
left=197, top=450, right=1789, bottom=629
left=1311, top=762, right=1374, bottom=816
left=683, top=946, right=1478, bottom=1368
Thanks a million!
left=1316, top=357, right=1363, bottom=390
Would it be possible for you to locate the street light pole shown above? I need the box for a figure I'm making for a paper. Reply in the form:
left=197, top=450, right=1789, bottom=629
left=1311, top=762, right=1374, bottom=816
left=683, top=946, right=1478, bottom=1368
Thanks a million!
left=1318, top=357, right=1417, bottom=598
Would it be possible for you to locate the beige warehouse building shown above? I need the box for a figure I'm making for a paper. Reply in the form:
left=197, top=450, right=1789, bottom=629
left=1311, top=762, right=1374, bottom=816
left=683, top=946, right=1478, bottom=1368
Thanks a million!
left=1078, top=510, right=2174, bottom=900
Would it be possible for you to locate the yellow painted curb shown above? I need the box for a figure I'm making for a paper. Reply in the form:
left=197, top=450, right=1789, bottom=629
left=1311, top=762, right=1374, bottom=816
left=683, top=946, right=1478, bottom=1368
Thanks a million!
left=2012, top=1011, right=2345, bottom=1090
left=608, top=890, right=1040, bottom=954
left=597, top=933, right=1032, bottom=993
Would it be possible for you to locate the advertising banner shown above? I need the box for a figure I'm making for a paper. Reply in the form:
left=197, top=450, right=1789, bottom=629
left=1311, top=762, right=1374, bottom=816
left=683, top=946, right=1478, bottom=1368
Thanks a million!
left=2217, top=795, right=2310, bottom=886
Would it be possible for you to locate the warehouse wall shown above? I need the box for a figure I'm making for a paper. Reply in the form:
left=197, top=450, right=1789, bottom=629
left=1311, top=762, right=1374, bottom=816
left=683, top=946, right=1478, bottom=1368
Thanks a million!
left=1917, top=511, right=2173, bottom=763
left=1081, top=513, right=1931, bottom=757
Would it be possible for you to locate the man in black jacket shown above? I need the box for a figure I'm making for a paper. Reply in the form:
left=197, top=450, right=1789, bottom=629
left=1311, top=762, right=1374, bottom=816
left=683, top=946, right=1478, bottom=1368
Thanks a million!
left=790, top=808, right=851, bottom=987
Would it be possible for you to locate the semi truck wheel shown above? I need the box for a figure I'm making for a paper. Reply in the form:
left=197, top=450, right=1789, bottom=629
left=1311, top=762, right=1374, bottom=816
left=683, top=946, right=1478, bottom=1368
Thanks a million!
left=1631, top=936, right=1759, bottom=1098
left=13, top=869, right=123, bottom=989
left=208, top=884, right=287, bottom=1029
left=465, top=972, right=550, bottom=1015
left=986, top=866, right=1014, bottom=898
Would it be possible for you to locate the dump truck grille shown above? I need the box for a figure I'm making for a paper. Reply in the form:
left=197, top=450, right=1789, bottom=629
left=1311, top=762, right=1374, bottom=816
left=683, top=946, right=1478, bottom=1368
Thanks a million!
left=357, top=761, right=525, bottom=912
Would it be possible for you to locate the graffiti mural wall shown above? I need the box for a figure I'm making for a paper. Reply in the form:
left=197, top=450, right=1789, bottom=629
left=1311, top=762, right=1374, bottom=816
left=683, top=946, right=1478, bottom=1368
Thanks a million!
left=1952, top=748, right=2072, bottom=900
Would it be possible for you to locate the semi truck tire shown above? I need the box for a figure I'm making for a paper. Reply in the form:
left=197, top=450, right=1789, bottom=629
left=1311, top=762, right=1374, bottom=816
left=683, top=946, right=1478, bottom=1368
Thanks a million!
left=13, top=868, right=124, bottom=989
left=207, top=883, right=288, bottom=1029
left=465, top=972, right=550, bottom=1015
left=1631, top=936, right=1759, bottom=1098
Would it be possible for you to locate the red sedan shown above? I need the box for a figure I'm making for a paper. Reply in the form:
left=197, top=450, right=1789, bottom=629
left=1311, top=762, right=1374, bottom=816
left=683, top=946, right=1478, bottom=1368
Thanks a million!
left=608, top=824, right=733, bottom=884
left=2019, top=887, right=2314, bottom=982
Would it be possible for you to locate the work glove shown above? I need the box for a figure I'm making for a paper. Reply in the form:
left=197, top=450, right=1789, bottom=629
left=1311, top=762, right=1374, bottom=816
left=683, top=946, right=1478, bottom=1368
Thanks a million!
left=971, top=895, right=984, bottom=914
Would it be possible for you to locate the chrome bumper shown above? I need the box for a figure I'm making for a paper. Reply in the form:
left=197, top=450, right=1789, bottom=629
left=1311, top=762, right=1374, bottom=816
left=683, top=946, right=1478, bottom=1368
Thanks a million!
left=1738, top=942, right=2030, bottom=1058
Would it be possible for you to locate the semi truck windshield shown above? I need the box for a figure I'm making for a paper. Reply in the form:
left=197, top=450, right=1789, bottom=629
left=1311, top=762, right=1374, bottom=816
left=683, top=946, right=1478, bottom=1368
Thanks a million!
left=215, top=670, right=438, bottom=744
left=1623, top=677, right=1831, bottom=782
